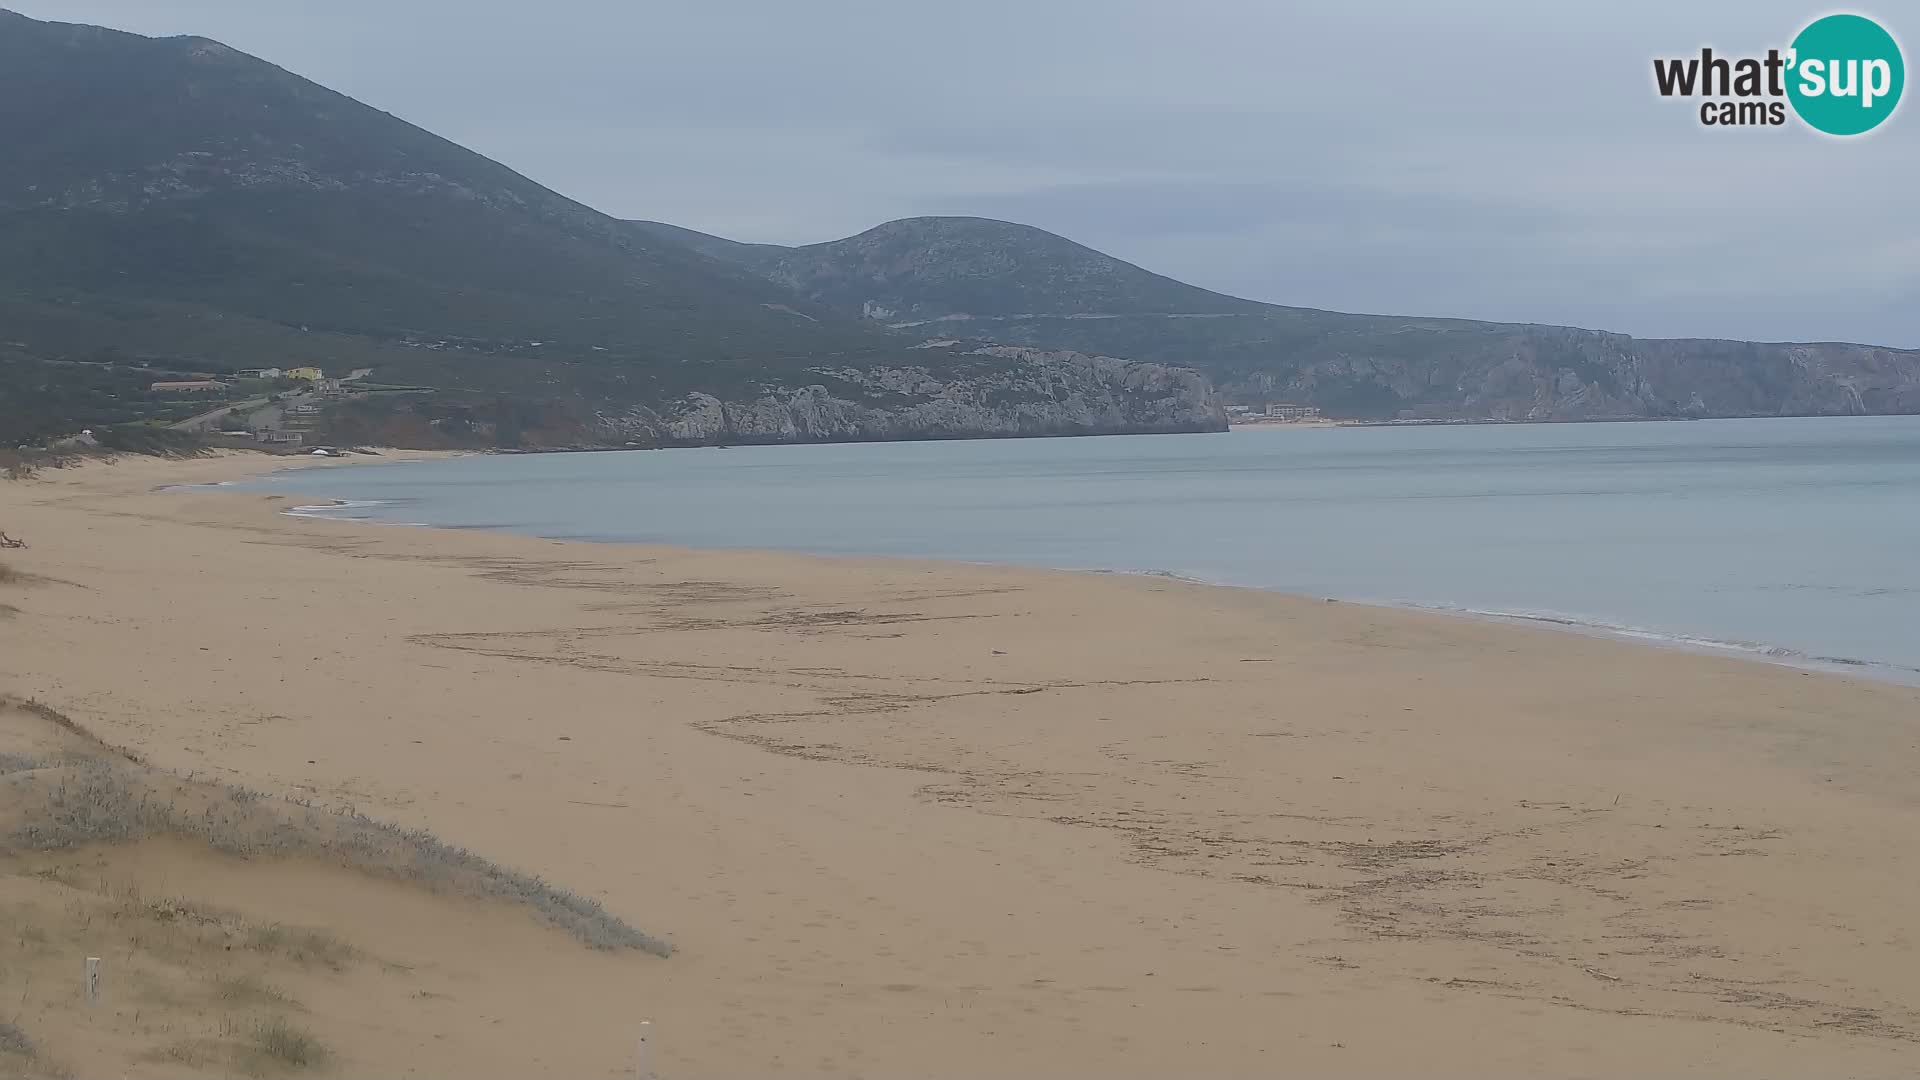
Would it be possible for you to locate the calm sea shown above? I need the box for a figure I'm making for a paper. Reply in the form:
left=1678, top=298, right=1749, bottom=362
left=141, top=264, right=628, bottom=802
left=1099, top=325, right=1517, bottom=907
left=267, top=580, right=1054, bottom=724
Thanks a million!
left=239, top=416, right=1920, bottom=682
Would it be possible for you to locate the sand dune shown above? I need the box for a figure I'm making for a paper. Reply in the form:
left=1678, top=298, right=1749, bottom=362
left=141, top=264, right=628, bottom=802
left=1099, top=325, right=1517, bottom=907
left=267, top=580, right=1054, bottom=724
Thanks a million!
left=4, top=451, right=1920, bottom=1077
left=0, top=690, right=663, bottom=1078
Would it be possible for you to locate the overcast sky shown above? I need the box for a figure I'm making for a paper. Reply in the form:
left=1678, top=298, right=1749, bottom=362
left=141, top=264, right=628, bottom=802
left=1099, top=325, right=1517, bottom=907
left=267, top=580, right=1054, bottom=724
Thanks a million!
left=10, top=1, right=1916, bottom=345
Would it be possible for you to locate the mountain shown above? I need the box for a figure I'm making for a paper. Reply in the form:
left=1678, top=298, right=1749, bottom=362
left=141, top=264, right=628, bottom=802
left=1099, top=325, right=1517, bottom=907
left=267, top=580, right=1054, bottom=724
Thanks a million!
left=637, top=216, right=1920, bottom=421
left=631, top=216, right=1261, bottom=322
left=9, top=8, right=1906, bottom=440
left=0, top=11, right=1222, bottom=446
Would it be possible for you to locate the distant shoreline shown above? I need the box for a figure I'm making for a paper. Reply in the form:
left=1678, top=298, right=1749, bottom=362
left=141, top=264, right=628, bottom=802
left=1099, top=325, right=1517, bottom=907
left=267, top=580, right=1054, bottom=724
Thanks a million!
left=1231, top=414, right=1705, bottom=430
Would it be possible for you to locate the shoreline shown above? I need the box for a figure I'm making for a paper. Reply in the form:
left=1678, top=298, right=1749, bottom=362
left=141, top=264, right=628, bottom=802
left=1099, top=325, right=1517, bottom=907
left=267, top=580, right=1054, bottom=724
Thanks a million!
left=247, top=452, right=1920, bottom=689
left=7, top=451, right=1920, bottom=1076
left=1412, top=601, right=1920, bottom=686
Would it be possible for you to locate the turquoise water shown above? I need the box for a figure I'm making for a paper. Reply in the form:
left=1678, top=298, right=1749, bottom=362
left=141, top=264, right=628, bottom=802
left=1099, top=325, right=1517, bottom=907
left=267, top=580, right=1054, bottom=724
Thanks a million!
left=243, top=417, right=1920, bottom=682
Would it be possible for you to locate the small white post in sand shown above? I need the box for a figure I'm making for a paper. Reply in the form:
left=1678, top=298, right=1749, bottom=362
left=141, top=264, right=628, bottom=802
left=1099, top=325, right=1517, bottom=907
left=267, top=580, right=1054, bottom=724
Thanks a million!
left=636, top=1020, right=655, bottom=1080
left=85, top=957, right=100, bottom=1006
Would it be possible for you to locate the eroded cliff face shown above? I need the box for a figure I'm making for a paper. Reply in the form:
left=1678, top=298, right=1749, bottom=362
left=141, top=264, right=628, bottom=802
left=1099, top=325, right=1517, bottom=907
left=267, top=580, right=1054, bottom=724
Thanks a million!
left=1208, top=329, right=1920, bottom=421
left=594, top=346, right=1227, bottom=445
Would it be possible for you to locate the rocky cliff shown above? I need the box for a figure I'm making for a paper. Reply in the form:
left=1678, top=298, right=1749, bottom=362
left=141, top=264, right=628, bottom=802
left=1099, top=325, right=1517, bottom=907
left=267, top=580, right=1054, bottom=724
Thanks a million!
left=1019, top=316, right=1920, bottom=421
left=595, top=346, right=1226, bottom=445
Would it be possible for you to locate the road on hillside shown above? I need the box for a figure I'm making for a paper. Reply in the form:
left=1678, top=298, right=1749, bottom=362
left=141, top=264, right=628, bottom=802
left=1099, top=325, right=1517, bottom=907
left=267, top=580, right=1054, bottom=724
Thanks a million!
left=171, top=396, right=270, bottom=433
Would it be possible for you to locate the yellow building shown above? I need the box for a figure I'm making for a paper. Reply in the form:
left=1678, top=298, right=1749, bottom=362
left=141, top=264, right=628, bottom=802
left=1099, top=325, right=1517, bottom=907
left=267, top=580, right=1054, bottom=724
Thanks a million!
left=286, top=366, right=325, bottom=381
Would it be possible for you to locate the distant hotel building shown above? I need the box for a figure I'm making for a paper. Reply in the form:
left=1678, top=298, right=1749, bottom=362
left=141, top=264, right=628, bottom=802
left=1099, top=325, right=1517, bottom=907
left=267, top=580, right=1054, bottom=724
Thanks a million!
left=1265, top=403, right=1320, bottom=421
left=149, top=379, right=229, bottom=393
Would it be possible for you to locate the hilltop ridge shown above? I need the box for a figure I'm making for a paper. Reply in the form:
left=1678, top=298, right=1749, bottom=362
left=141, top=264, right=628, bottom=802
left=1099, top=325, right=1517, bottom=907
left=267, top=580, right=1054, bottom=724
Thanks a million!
left=0, top=11, right=1222, bottom=446
left=639, top=215, right=1920, bottom=421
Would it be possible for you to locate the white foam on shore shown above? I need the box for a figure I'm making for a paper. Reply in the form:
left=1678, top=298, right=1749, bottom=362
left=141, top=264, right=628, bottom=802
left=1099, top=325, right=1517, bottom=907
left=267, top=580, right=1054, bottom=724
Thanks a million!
left=282, top=499, right=392, bottom=519
left=1041, top=568, right=1918, bottom=685
left=1397, top=602, right=1920, bottom=683
left=155, top=480, right=237, bottom=492
left=1081, top=567, right=1218, bottom=586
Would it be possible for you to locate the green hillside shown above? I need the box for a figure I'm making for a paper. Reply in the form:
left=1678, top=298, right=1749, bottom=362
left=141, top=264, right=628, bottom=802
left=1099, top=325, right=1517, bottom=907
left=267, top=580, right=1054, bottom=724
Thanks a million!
left=650, top=215, right=1920, bottom=421
left=0, top=11, right=1221, bottom=446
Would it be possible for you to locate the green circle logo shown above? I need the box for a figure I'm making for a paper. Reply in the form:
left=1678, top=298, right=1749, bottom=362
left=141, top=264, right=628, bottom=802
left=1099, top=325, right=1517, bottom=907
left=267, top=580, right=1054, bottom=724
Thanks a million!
left=1787, top=14, right=1904, bottom=135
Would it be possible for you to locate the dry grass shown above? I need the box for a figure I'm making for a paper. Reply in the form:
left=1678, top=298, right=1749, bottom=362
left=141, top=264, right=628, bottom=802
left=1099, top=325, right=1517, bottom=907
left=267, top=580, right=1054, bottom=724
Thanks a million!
left=0, top=697, right=668, bottom=955
left=7, top=878, right=344, bottom=1077
left=0, top=446, right=79, bottom=481
left=212, top=973, right=298, bottom=1008
left=2, top=696, right=664, bottom=1076
left=0, top=1020, right=62, bottom=1080
left=149, top=1038, right=221, bottom=1070
left=252, top=1016, right=327, bottom=1070
left=147, top=1017, right=329, bottom=1078
left=0, top=697, right=144, bottom=764
left=2, top=444, right=198, bottom=481
left=5, top=760, right=666, bottom=952
left=145, top=1017, right=330, bottom=1075
left=0, top=1022, right=34, bottom=1059
left=0, top=566, right=69, bottom=594
left=244, top=925, right=355, bottom=972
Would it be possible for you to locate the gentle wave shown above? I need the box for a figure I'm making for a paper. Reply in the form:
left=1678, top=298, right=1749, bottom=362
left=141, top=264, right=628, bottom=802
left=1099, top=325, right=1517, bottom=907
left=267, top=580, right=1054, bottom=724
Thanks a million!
left=1080, top=567, right=1220, bottom=585
left=1404, top=602, right=1920, bottom=680
left=156, top=480, right=236, bottom=492
left=283, top=499, right=392, bottom=518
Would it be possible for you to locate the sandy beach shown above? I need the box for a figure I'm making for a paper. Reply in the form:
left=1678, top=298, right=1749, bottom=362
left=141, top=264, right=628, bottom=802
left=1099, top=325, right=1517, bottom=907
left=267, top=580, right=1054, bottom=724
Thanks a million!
left=4, top=450, right=1920, bottom=1077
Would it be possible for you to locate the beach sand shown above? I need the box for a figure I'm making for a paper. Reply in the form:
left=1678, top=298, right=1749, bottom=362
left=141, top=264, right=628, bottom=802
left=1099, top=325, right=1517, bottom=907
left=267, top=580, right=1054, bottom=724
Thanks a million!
left=4, top=451, right=1919, bottom=1077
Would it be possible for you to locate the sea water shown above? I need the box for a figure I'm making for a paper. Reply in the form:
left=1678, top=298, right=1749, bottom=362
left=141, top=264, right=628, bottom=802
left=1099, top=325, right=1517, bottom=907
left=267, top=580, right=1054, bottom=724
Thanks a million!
left=241, top=416, right=1920, bottom=682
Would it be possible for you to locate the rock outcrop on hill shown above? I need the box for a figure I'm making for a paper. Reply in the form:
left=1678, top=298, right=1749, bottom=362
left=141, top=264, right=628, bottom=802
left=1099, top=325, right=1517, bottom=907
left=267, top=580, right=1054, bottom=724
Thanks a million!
left=595, top=346, right=1225, bottom=445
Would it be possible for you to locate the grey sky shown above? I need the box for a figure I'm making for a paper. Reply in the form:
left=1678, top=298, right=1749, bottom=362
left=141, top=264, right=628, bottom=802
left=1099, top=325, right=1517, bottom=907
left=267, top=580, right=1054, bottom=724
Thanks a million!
left=10, top=0, right=1917, bottom=346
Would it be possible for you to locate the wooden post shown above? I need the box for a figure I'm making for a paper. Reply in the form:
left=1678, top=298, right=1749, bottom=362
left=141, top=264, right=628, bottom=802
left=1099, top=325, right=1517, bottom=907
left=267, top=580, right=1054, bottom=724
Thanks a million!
left=635, top=1020, right=654, bottom=1080
left=85, top=957, right=100, bottom=1006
